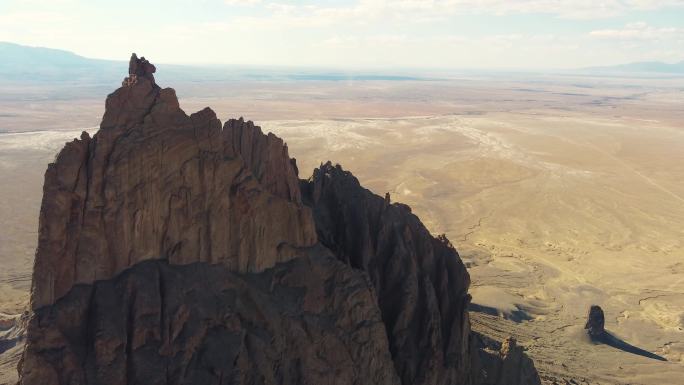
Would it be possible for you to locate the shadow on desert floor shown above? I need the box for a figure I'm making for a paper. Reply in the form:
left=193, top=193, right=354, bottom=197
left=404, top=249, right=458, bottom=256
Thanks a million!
left=591, top=331, right=666, bottom=361
left=469, top=304, right=667, bottom=362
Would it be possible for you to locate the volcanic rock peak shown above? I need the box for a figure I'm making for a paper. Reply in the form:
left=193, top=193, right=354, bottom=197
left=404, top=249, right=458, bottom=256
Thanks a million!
left=20, top=55, right=541, bottom=385
left=30, top=59, right=316, bottom=309
left=122, top=53, right=157, bottom=87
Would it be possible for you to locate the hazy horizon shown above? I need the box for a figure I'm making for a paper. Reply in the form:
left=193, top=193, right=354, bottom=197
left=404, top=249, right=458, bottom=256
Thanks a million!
left=2, top=0, right=684, bottom=70
left=2, top=40, right=684, bottom=77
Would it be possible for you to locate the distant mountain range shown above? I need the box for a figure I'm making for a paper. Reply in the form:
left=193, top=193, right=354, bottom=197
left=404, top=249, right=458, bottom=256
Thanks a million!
left=0, top=42, right=122, bottom=82
left=582, top=61, right=684, bottom=74
left=2, top=41, right=683, bottom=83
left=0, top=42, right=424, bottom=84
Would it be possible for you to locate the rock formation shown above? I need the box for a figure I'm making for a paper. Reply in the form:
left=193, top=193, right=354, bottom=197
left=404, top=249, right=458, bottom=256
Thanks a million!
left=30, top=74, right=316, bottom=310
left=582, top=305, right=666, bottom=361
left=302, top=162, right=472, bottom=385
left=20, top=253, right=402, bottom=385
left=584, top=305, right=605, bottom=338
left=123, top=53, right=157, bottom=87
left=19, top=55, right=540, bottom=385
left=471, top=335, right=541, bottom=385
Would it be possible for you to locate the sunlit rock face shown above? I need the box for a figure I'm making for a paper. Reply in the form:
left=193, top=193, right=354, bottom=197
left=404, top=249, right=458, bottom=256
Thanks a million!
left=30, top=77, right=316, bottom=310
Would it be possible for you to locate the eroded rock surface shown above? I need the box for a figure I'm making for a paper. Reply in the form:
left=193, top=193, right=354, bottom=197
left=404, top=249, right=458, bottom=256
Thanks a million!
left=471, top=334, right=541, bottom=385
left=31, top=75, right=316, bottom=309
left=302, top=162, right=472, bottom=385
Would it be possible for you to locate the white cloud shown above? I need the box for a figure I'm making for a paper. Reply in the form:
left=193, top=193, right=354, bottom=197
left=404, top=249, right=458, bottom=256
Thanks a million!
left=590, top=22, right=684, bottom=41
left=231, top=0, right=684, bottom=22
left=3, top=0, right=683, bottom=68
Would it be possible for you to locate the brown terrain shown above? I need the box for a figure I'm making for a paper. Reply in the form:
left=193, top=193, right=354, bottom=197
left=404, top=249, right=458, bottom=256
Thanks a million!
left=0, top=62, right=683, bottom=384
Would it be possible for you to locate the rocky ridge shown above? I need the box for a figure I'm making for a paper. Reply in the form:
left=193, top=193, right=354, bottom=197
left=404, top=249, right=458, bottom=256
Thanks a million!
left=302, top=163, right=472, bottom=385
left=30, top=76, right=316, bottom=310
left=19, top=57, right=540, bottom=385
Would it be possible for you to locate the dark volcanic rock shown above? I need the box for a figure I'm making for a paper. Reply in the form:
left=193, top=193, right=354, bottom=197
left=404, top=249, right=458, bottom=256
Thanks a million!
left=123, top=53, right=157, bottom=86
left=30, top=74, right=316, bottom=310
left=20, top=254, right=400, bottom=385
left=130, top=54, right=156, bottom=80
left=471, top=334, right=541, bottom=385
left=585, top=305, right=605, bottom=338
left=301, top=162, right=472, bottom=385
left=582, top=305, right=665, bottom=361
left=20, top=56, right=541, bottom=385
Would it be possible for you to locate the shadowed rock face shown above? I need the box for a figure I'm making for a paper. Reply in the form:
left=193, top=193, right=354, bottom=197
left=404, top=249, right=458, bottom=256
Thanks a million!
left=471, top=335, right=541, bottom=385
left=302, top=162, right=472, bottom=385
left=20, top=56, right=541, bottom=385
left=20, top=255, right=401, bottom=385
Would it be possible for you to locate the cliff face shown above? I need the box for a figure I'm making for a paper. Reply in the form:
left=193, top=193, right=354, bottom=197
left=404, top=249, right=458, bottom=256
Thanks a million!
left=302, top=163, right=472, bottom=385
left=31, top=77, right=316, bottom=309
left=20, top=60, right=540, bottom=385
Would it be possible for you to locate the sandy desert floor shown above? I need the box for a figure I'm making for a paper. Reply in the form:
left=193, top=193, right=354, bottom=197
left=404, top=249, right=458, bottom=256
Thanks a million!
left=0, top=75, right=683, bottom=384
left=261, top=109, right=684, bottom=384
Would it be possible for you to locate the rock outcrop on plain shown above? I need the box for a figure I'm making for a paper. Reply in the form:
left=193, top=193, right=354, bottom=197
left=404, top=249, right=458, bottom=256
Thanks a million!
left=585, top=305, right=605, bottom=338
left=582, top=305, right=666, bottom=362
left=20, top=56, right=540, bottom=385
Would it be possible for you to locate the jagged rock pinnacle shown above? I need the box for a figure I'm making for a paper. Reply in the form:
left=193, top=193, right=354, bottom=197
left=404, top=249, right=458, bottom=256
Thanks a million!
left=28, top=55, right=315, bottom=310
left=122, top=53, right=157, bottom=87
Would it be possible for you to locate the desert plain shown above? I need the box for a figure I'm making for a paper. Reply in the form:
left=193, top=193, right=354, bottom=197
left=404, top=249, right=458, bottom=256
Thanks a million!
left=1, top=73, right=683, bottom=384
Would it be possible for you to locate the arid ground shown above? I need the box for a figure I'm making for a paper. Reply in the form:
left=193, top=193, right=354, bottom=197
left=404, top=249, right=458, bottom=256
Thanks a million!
left=1, top=74, right=683, bottom=384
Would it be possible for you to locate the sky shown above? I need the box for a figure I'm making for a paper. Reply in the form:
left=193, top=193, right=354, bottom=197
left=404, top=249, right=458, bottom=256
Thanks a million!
left=1, top=0, right=684, bottom=69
